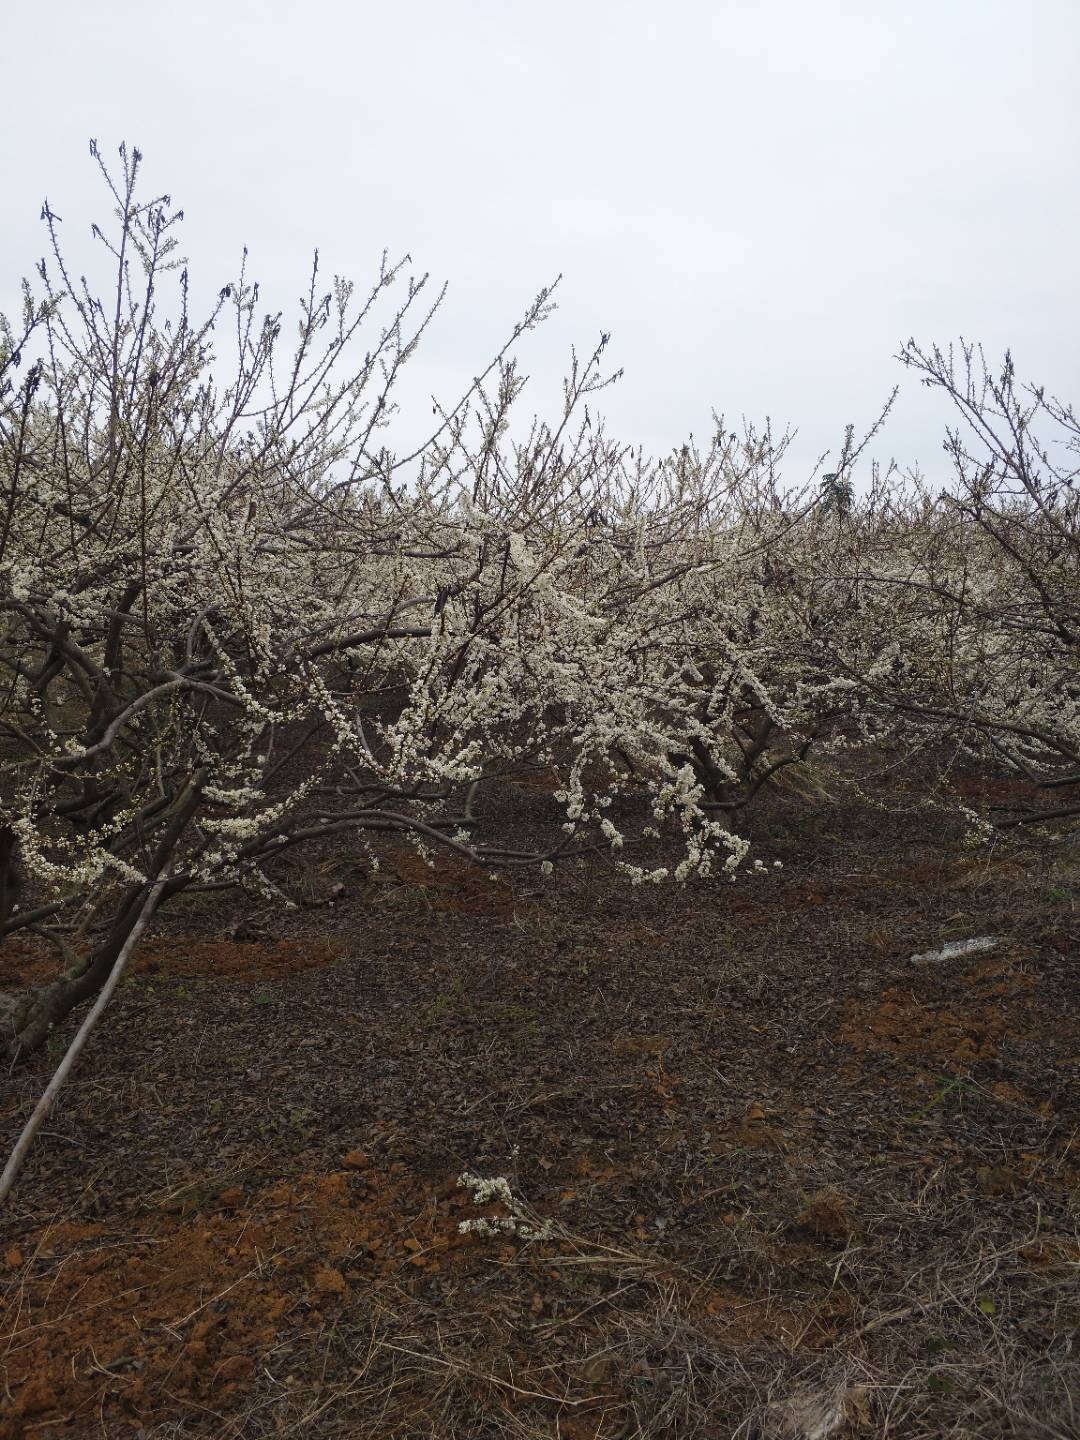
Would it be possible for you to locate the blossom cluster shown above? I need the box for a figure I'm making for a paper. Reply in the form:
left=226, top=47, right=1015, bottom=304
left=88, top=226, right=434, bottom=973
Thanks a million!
left=456, top=1171, right=557, bottom=1242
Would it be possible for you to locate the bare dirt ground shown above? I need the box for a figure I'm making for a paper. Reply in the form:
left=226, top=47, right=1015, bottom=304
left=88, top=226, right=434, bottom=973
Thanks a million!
left=1, top=767, right=1078, bottom=1438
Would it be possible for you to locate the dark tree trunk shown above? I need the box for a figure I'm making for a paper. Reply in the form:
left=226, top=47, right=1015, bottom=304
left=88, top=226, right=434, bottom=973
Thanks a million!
left=1, top=776, right=203, bottom=1061
left=0, top=827, right=22, bottom=932
left=2, top=874, right=188, bottom=1060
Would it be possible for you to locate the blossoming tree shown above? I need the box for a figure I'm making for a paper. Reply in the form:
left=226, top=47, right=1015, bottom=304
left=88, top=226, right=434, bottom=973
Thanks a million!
left=4, top=145, right=1074, bottom=1201
left=0, top=144, right=821, bottom=1069
left=795, top=345, right=1080, bottom=830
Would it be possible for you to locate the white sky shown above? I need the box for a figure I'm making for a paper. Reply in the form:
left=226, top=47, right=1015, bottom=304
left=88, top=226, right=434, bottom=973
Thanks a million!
left=3, top=0, right=1078, bottom=489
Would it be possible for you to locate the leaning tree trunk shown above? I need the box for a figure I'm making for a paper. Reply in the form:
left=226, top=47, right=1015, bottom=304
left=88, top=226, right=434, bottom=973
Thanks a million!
left=0, top=778, right=202, bottom=1062
left=1, top=875, right=188, bottom=1060
left=0, top=874, right=170, bottom=1204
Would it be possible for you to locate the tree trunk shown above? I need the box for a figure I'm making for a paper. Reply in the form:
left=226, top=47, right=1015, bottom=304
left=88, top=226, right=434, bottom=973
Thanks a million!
left=2, top=874, right=187, bottom=1060
left=0, top=827, right=22, bottom=932
left=1, top=775, right=203, bottom=1061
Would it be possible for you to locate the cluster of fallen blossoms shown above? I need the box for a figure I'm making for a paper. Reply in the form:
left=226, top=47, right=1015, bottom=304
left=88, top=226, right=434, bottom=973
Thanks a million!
left=455, top=1171, right=560, bottom=1242
left=0, top=144, right=1077, bottom=1064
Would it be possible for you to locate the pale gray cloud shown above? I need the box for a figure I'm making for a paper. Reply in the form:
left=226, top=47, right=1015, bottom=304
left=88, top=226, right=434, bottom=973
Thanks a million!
left=4, top=0, right=1077, bottom=487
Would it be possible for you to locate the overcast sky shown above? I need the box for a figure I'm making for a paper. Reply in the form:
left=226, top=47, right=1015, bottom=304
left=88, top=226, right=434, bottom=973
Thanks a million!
left=3, top=0, right=1077, bottom=490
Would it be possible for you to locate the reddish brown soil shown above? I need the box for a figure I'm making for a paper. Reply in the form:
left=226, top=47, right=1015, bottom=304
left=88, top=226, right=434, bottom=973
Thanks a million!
left=1, top=776, right=1078, bottom=1438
